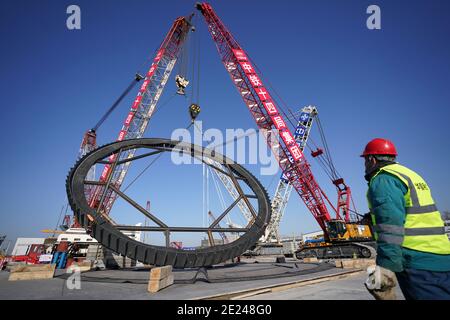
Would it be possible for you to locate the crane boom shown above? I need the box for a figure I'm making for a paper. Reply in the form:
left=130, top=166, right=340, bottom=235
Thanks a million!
left=196, top=3, right=334, bottom=233
left=263, top=106, right=317, bottom=243
left=89, top=16, right=192, bottom=215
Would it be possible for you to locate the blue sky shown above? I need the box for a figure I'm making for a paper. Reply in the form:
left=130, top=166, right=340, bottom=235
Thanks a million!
left=1, top=0, right=449, bottom=249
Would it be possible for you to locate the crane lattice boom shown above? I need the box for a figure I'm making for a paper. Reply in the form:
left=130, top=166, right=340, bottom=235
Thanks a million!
left=89, top=17, right=192, bottom=215
left=263, top=106, right=317, bottom=243
left=197, top=3, right=334, bottom=233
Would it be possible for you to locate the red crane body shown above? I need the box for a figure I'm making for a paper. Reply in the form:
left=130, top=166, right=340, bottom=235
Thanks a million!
left=196, top=3, right=339, bottom=233
left=87, top=17, right=192, bottom=217
left=78, top=4, right=355, bottom=239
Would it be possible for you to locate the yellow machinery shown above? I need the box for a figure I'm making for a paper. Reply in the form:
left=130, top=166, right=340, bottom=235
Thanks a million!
left=296, top=219, right=376, bottom=259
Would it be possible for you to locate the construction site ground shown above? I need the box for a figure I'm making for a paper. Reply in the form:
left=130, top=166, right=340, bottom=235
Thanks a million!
left=0, top=257, right=405, bottom=300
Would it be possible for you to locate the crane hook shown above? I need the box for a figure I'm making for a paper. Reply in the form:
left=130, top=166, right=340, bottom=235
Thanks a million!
left=189, top=103, right=201, bottom=123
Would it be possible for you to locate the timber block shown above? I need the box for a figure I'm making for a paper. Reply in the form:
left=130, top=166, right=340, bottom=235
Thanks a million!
left=72, top=261, right=92, bottom=272
left=8, top=264, right=56, bottom=281
left=148, top=274, right=174, bottom=293
left=150, top=265, right=172, bottom=280
left=303, top=257, right=319, bottom=263
left=148, top=265, right=174, bottom=293
left=334, top=258, right=375, bottom=269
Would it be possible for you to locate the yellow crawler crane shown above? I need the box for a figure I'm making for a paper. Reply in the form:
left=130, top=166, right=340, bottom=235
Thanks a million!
left=297, top=219, right=376, bottom=259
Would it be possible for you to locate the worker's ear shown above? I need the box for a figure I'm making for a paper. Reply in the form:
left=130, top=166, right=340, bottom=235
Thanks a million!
left=372, top=156, right=378, bottom=165
left=367, top=155, right=376, bottom=165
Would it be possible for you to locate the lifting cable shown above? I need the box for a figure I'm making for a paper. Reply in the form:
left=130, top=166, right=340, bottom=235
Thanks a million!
left=209, top=166, right=227, bottom=210
left=202, top=162, right=211, bottom=229
left=178, top=28, right=190, bottom=79
left=122, top=15, right=201, bottom=193
left=315, top=115, right=341, bottom=180
left=203, top=163, right=206, bottom=227
left=196, top=16, right=201, bottom=107
left=209, top=166, right=240, bottom=227
left=188, top=13, right=201, bottom=107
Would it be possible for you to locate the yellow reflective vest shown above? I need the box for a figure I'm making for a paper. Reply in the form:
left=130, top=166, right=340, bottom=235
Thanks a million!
left=368, top=163, right=450, bottom=255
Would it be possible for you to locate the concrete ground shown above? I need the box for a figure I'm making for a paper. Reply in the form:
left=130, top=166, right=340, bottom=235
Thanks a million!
left=242, top=272, right=405, bottom=300
left=0, top=268, right=405, bottom=300
left=0, top=259, right=406, bottom=300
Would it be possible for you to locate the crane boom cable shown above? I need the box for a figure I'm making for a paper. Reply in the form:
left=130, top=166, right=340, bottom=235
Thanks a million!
left=92, top=75, right=144, bottom=132
left=209, top=166, right=226, bottom=210
left=304, top=142, right=334, bottom=180
left=196, top=17, right=201, bottom=105
left=316, top=115, right=342, bottom=180
left=91, top=47, right=162, bottom=133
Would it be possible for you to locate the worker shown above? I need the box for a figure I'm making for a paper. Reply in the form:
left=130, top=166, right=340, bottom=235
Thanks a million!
left=361, top=138, right=450, bottom=300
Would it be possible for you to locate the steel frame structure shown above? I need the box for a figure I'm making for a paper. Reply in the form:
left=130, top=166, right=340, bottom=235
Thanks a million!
left=67, top=139, right=271, bottom=268
left=203, top=157, right=253, bottom=223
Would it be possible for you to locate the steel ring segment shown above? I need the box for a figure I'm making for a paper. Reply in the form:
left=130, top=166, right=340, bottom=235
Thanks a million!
left=67, top=138, right=271, bottom=268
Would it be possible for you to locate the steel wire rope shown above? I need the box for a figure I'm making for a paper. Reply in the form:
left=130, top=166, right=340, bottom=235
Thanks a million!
left=208, top=166, right=237, bottom=227
left=92, top=42, right=162, bottom=133
left=315, top=115, right=341, bottom=180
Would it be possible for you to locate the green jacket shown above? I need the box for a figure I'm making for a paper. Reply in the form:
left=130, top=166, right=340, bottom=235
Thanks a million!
left=368, top=171, right=450, bottom=272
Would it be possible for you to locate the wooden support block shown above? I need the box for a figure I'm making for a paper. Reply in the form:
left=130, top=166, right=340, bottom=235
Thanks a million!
left=150, top=265, right=172, bottom=281
left=148, top=265, right=174, bottom=293
left=148, top=274, right=174, bottom=293
left=73, top=261, right=92, bottom=272
left=337, top=258, right=376, bottom=269
left=334, top=259, right=343, bottom=268
left=303, top=257, right=318, bottom=263
left=9, top=264, right=56, bottom=281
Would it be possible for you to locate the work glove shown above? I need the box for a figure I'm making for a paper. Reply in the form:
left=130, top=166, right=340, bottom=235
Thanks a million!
left=365, top=265, right=397, bottom=300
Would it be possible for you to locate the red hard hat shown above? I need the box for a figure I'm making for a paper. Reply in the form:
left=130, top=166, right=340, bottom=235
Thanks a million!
left=360, top=138, right=397, bottom=157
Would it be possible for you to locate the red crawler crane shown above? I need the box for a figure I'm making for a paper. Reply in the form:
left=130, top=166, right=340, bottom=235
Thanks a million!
left=196, top=3, right=374, bottom=259
left=85, top=16, right=193, bottom=222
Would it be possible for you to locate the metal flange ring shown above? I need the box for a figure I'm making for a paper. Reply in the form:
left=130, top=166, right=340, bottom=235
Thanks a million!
left=66, top=138, right=271, bottom=268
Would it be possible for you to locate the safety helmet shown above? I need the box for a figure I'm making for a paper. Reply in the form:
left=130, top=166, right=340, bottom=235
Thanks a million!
left=360, top=138, right=397, bottom=157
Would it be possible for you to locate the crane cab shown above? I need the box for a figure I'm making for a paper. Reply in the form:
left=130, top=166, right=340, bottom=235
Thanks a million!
left=326, top=220, right=373, bottom=242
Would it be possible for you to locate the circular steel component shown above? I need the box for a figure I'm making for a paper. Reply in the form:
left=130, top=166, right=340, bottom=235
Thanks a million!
left=66, top=138, right=271, bottom=268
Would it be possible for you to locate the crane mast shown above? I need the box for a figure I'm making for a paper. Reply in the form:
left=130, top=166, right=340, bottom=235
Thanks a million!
left=89, top=16, right=192, bottom=215
left=196, top=3, right=336, bottom=233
